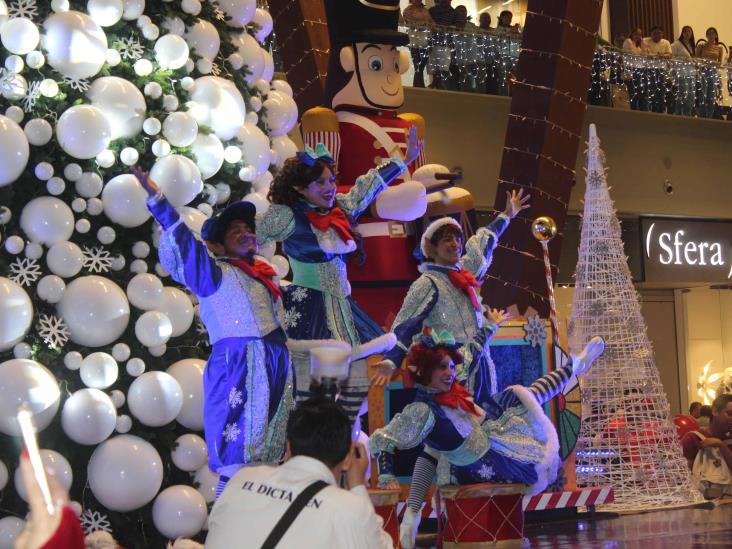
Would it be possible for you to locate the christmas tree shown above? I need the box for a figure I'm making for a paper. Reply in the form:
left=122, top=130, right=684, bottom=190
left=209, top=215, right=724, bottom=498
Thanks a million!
left=0, top=0, right=297, bottom=545
left=569, top=124, right=702, bottom=511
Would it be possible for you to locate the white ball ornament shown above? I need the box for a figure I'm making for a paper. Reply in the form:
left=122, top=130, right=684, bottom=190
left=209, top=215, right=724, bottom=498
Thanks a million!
left=120, top=147, right=139, bottom=166
left=134, top=58, right=153, bottom=76
left=144, top=81, right=162, bottom=98
left=191, top=133, right=224, bottom=179
left=75, top=219, right=91, bottom=233
left=142, top=24, right=160, bottom=41
left=46, top=241, right=84, bottom=278
left=2, top=73, right=26, bottom=100
left=128, top=371, right=182, bottom=426
left=96, top=149, right=115, bottom=168
left=102, top=174, right=150, bottom=228
left=162, top=94, right=179, bottom=111
left=80, top=352, right=118, bottom=389
left=171, top=434, right=207, bottom=471
left=148, top=343, right=166, bottom=357
left=143, top=117, right=161, bottom=135
left=87, top=76, right=146, bottom=139
left=46, top=176, right=65, bottom=195
left=249, top=95, right=262, bottom=112
left=0, top=115, right=29, bottom=186
left=252, top=78, right=269, bottom=96
left=176, top=206, right=207, bottom=234
left=0, top=460, right=7, bottom=491
left=193, top=465, right=218, bottom=503
left=226, top=52, right=243, bottom=70
left=4, top=55, right=22, bottom=73
left=197, top=203, right=213, bottom=216
left=261, top=50, right=274, bottom=82
left=13, top=343, right=31, bottom=359
left=34, top=162, right=54, bottom=181
left=130, top=258, right=148, bottom=274
left=0, top=207, right=11, bottom=225
left=270, top=136, right=298, bottom=167
left=245, top=111, right=258, bottom=125
left=135, top=311, right=173, bottom=347
left=196, top=57, right=213, bottom=74
left=167, top=358, right=205, bottom=430
left=271, top=79, right=293, bottom=97
left=137, top=15, right=151, bottom=28
left=152, top=139, right=170, bottom=157
left=111, top=254, right=125, bottom=271
left=126, top=357, right=145, bottom=377
left=163, top=16, right=185, bottom=36
left=115, top=414, right=132, bottom=432
left=24, top=118, right=53, bottom=146
left=14, top=450, right=72, bottom=500
left=126, top=273, right=163, bottom=310
left=239, top=165, right=256, bottom=182
left=132, top=241, right=150, bottom=258
left=26, top=50, right=45, bottom=69
left=111, top=342, right=130, bottom=362
left=64, top=163, right=83, bottom=181
left=97, top=225, right=116, bottom=245
left=37, top=275, right=65, bottom=303
left=223, top=145, right=242, bottom=164
left=56, top=105, right=111, bottom=159
left=181, top=0, right=202, bottom=16
left=155, top=263, right=169, bottom=277
left=105, top=48, right=121, bottom=66
left=122, top=0, right=145, bottom=20
left=181, top=76, right=195, bottom=90
left=39, top=78, right=59, bottom=97
left=64, top=351, right=82, bottom=371
left=232, top=32, right=264, bottom=84
left=263, top=90, right=298, bottom=137
left=1, top=17, right=39, bottom=55
left=4, top=236, right=24, bottom=255
left=109, top=389, right=125, bottom=408
left=184, top=58, right=194, bottom=73
left=44, top=11, right=107, bottom=79
left=163, top=111, right=198, bottom=147
left=88, top=199, right=103, bottom=215
left=219, top=0, right=256, bottom=27
left=152, top=485, right=208, bottom=539
left=76, top=172, right=103, bottom=198
left=0, top=517, right=26, bottom=549
left=87, top=0, right=124, bottom=27
left=87, top=435, right=163, bottom=512
left=0, top=359, right=59, bottom=434
left=271, top=255, right=290, bottom=278
left=57, top=276, right=130, bottom=347
left=157, top=287, right=194, bottom=337
left=236, top=122, right=271, bottom=177
left=61, top=388, right=117, bottom=444
left=24, top=242, right=43, bottom=260
left=51, top=0, right=71, bottom=11
left=150, top=154, right=203, bottom=207
left=0, top=278, right=32, bottom=351
left=215, top=182, right=231, bottom=204
left=20, top=197, right=74, bottom=245
left=252, top=8, right=274, bottom=42
left=186, top=19, right=220, bottom=60
left=188, top=76, right=246, bottom=140
left=154, top=34, right=189, bottom=70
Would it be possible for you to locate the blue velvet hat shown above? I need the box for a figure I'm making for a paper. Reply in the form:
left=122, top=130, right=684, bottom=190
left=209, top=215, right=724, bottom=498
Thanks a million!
left=200, top=201, right=257, bottom=244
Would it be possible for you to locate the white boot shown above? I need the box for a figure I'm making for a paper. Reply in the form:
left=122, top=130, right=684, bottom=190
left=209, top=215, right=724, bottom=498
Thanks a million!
left=399, top=507, right=422, bottom=549
left=572, top=336, right=605, bottom=375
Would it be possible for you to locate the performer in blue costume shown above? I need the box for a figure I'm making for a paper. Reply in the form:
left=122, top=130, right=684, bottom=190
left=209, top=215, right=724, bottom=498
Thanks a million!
left=256, top=127, right=423, bottom=421
left=374, top=189, right=530, bottom=410
left=370, top=330, right=605, bottom=548
left=133, top=167, right=294, bottom=498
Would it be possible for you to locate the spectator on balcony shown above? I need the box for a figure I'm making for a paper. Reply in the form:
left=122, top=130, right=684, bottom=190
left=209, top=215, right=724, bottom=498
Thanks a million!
left=478, top=12, right=491, bottom=31
left=641, top=26, right=672, bottom=113
left=699, top=405, right=713, bottom=428
left=402, top=0, right=433, bottom=88
left=495, top=10, right=520, bottom=35
left=696, top=27, right=725, bottom=118
left=429, top=0, right=456, bottom=27
left=672, top=26, right=696, bottom=58
left=622, top=28, right=649, bottom=111
left=426, top=0, right=456, bottom=90
left=452, top=5, right=480, bottom=92
left=643, top=26, right=672, bottom=57
left=689, top=401, right=703, bottom=419
left=696, top=27, right=725, bottom=63
left=622, top=27, right=649, bottom=55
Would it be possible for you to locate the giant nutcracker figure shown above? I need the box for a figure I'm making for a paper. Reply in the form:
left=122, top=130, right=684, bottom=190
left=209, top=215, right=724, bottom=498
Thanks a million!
left=301, top=0, right=474, bottom=328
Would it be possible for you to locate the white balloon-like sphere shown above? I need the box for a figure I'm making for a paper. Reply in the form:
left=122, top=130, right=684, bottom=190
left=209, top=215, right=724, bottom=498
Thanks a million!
left=24, top=243, right=44, bottom=260
left=0, top=115, right=29, bottom=186
left=56, top=104, right=111, bottom=159
left=153, top=485, right=208, bottom=539
left=232, top=32, right=264, bottom=84
left=1, top=17, right=39, bottom=55
left=39, top=78, right=59, bottom=97
left=64, top=351, right=83, bottom=371
left=14, top=450, right=71, bottom=501
left=162, top=111, right=198, bottom=147
left=129, top=258, right=148, bottom=273
left=148, top=343, right=166, bottom=357
left=191, top=133, right=224, bottom=179
left=143, top=117, right=161, bottom=135
left=80, top=352, right=118, bottom=389
left=110, top=387, right=125, bottom=406
left=154, top=34, right=189, bottom=70
left=2, top=73, right=26, bottom=100
left=26, top=50, right=45, bottom=69
left=270, top=135, right=299, bottom=167
left=5, top=104, right=22, bottom=122
left=263, top=90, right=298, bottom=137
left=188, top=76, right=246, bottom=141
left=163, top=16, right=185, bottom=36
left=132, top=241, right=150, bottom=258
left=44, top=11, right=108, bottom=79
left=0, top=517, right=25, bottom=549
left=4, top=236, right=24, bottom=255
left=46, top=177, right=65, bottom=195
left=167, top=358, right=205, bottom=431
left=193, top=465, right=218, bottom=503
left=242, top=192, right=269, bottom=214
left=75, top=219, right=91, bottom=233
left=37, top=275, right=66, bottom=303
left=252, top=78, right=269, bottom=96
left=126, top=357, right=145, bottom=377
left=227, top=52, right=243, bottom=70
left=64, top=163, right=82, bottom=181
left=252, top=8, right=274, bottom=42
left=34, top=162, right=53, bottom=181
left=13, top=343, right=32, bottom=359
left=185, top=19, right=219, bottom=60
left=127, top=371, right=182, bottom=427
left=223, top=144, right=242, bottom=164
left=46, top=241, right=83, bottom=278
left=120, top=147, right=139, bottom=166
left=171, top=434, right=207, bottom=471
left=0, top=359, right=59, bottom=435
left=76, top=172, right=103, bottom=198
left=162, top=94, right=179, bottom=111
left=20, top=197, right=74, bottom=246
left=157, top=287, right=194, bottom=337
left=105, top=47, right=121, bottom=66
left=176, top=206, right=207, bottom=235
left=0, top=279, right=33, bottom=352
left=144, top=81, right=162, bottom=99
left=0, top=460, right=7, bottom=491
left=150, top=154, right=203, bottom=207
left=86, top=197, right=104, bottom=216
left=122, top=0, right=145, bottom=20
left=96, top=149, right=116, bottom=168
left=195, top=57, right=213, bottom=74
left=97, top=225, right=116, bottom=245
left=219, top=0, right=256, bottom=27
left=134, top=58, right=153, bottom=76
left=102, top=173, right=152, bottom=228
left=135, top=311, right=173, bottom=347
left=57, top=276, right=130, bottom=347
left=253, top=170, right=273, bottom=195
left=261, top=50, right=274, bottom=82
left=88, top=435, right=163, bottom=512
left=87, top=0, right=124, bottom=27
left=236, top=122, right=271, bottom=177
left=24, top=118, right=53, bottom=146
left=152, top=139, right=170, bottom=157
left=271, top=79, right=294, bottom=97
left=61, top=388, right=117, bottom=445
left=87, top=76, right=146, bottom=139
left=112, top=342, right=131, bottom=362
left=181, top=0, right=201, bottom=16
left=115, top=414, right=132, bottom=432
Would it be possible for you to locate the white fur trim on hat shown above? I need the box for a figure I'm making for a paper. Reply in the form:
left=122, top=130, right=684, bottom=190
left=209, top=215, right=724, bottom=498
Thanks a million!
left=420, top=217, right=462, bottom=259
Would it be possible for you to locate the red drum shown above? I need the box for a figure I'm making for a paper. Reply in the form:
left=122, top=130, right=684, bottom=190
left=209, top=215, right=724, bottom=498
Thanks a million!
left=369, top=488, right=401, bottom=548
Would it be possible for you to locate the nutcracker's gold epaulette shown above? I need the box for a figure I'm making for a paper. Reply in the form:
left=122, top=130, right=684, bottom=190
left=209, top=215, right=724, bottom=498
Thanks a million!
left=301, top=107, right=339, bottom=133
left=397, top=113, right=426, bottom=140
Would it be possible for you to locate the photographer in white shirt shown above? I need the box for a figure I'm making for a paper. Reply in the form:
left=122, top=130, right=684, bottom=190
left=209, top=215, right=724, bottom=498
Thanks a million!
left=206, top=397, right=393, bottom=548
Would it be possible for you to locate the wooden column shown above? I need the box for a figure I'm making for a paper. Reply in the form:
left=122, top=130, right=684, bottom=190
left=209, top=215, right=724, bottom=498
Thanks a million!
left=484, top=0, right=604, bottom=316
left=268, top=0, right=329, bottom=114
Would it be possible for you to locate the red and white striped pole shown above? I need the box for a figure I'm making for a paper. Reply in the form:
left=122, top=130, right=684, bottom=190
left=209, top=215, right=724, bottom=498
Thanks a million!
left=531, top=216, right=559, bottom=345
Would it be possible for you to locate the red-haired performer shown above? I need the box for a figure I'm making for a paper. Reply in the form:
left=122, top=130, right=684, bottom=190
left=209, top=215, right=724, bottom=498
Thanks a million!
left=370, top=330, right=604, bottom=548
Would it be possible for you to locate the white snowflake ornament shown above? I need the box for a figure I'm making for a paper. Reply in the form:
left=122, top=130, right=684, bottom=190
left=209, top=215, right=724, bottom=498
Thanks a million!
left=8, top=0, right=39, bottom=21
left=8, top=257, right=42, bottom=287
left=82, top=246, right=113, bottom=273
left=37, top=314, right=70, bottom=349
left=79, top=509, right=112, bottom=535
left=523, top=314, right=547, bottom=347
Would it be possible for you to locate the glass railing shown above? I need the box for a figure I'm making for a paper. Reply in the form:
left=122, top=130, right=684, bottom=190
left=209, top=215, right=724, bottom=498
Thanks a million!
left=400, top=24, right=732, bottom=119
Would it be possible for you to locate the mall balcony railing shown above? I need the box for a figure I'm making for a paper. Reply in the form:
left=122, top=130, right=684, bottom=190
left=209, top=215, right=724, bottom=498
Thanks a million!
left=401, top=24, right=732, bottom=120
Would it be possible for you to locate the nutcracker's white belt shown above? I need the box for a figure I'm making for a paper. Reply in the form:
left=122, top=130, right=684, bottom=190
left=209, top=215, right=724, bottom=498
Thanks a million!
left=354, top=221, right=415, bottom=238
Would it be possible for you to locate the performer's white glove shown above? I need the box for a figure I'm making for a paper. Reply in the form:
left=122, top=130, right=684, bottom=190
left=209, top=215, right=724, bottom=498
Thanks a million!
left=399, top=507, right=422, bottom=549
left=374, top=181, right=427, bottom=221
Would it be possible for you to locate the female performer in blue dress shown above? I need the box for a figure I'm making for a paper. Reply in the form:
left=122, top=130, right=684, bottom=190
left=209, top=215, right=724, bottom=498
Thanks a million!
left=370, top=327, right=605, bottom=548
left=256, top=127, right=424, bottom=420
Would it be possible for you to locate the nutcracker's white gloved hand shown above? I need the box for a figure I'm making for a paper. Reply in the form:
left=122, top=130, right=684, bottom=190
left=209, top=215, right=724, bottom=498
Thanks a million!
left=399, top=507, right=422, bottom=549
left=374, top=181, right=427, bottom=221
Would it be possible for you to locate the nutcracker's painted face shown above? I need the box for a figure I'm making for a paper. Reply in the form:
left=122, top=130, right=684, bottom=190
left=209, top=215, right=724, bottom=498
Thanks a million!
left=428, top=355, right=456, bottom=392
left=297, top=166, right=337, bottom=209
left=332, top=43, right=410, bottom=110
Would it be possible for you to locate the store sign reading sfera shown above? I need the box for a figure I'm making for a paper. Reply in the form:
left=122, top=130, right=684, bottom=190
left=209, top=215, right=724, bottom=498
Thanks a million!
left=641, top=217, right=732, bottom=283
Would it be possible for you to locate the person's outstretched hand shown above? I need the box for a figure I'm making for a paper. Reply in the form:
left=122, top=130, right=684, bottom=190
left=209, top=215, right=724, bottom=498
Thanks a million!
left=404, top=125, right=425, bottom=166
left=502, top=188, right=530, bottom=218
left=371, top=361, right=395, bottom=388
left=131, top=165, right=160, bottom=197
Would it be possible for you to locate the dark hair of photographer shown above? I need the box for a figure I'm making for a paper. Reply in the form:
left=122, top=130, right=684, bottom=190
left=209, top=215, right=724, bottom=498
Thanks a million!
left=286, top=397, right=352, bottom=468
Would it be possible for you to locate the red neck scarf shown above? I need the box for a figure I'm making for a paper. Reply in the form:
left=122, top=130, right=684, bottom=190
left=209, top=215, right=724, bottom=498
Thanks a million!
left=228, top=258, right=282, bottom=302
left=448, top=268, right=481, bottom=311
left=433, top=382, right=481, bottom=417
left=306, top=207, right=354, bottom=245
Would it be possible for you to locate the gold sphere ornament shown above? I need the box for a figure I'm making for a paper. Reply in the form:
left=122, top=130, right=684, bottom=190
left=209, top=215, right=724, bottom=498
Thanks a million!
left=531, top=216, right=558, bottom=242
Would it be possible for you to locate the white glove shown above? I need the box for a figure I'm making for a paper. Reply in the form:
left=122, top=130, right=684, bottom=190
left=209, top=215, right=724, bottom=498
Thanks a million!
left=374, top=181, right=427, bottom=221
left=399, top=507, right=422, bottom=549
